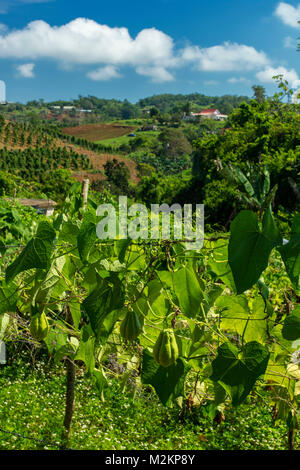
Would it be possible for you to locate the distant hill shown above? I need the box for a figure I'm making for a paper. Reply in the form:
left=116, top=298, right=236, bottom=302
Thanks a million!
left=137, top=93, right=250, bottom=115
left=1, top=92, right=250, bottom=122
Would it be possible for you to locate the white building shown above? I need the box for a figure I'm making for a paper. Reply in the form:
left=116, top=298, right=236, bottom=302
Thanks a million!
left=184, top=108, right=228, bottom=122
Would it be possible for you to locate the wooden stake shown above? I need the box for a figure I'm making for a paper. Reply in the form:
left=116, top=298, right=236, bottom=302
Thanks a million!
left=82, top=178, right=89, bottom=211
left=61, top=304, right=75, bottom=450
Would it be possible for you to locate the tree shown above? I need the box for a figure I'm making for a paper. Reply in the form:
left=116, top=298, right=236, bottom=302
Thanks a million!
left=104, top=159, right=130, bottom=195
left=121, top=100, right=138, bottom=120
left=181, top=101, right=191, bottom=115
left=193, top=99, right=299, bottom=216
left=158, top=128, right=192, bottom=159
left=0, top=171, right=15, bottom=196
left=40, top=169, right=75, bottom=202
left=149, top=106, right=160, bottom=118
left=252, top=85, right=266, bottom=103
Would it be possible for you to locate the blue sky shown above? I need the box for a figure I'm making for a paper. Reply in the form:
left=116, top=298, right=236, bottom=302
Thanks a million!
left=0, top=0, right=299, bottom=103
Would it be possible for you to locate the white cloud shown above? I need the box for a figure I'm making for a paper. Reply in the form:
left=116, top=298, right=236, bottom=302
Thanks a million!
left=0, top=19, right=272, bottom=83
left=0, top=1, right=52, bottom=14
left=16, top=62, right=35, bottom=77
left=0, top=17, right=297, bottom=88
left=256, top=66, right=300, bottom=88
left=0, top=80, right=6, bottom=102
left=87, top=65, right=121, bottom=81
left=0, top=23, right=8, bottom=33
left=228, top=77, right=251, bottom=84
left=135, top=65, right=174, bottom=82
left=203, top=80, right=219, bottom=85
left=0, top=18, right=174, bottom=66
left=284, top=35, right=297, bottom=48
left=180, top=42, right=269, bottom=71
left=275, top=2, right=300, bottom=28
left=0, top=18, right=176, bottom=82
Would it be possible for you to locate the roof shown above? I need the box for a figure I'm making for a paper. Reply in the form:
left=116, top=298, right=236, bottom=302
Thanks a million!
left=16, top=198, right=57, bottom=209
left=199, top=109, right=220, bottom=114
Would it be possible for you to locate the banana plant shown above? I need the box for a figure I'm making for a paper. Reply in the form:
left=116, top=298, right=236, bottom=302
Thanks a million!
left=217, top=160, right=277, bottom=217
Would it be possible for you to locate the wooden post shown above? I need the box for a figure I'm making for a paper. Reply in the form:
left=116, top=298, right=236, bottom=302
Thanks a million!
left=82, top=178, right=89, bottom=211
left=61, top=304, right=75, bottom=450
left=288, top=427, right=295, bottom=451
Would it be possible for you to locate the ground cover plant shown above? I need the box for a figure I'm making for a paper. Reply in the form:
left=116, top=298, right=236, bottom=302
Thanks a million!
left=0, top=354, right=295, bottom=450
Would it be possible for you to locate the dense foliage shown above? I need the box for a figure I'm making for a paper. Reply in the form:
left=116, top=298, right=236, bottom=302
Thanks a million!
left=135, top=97, right=299, bottom=228
left=138, top=93, right=250, bottom=115
left=0, top=183, right=299, bottom=449
left=0, top=85, right=299, bottom=450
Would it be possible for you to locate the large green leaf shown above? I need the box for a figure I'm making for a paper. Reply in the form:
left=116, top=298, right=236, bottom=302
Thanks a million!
left=114, top=239, right=132, bottom=263
left=77, top=211, right=97, bottom=263
left=6, top=221, right=56, bottom=283
left=82, top=274, right=124, bottom=338
left=210, top=341, right=270, bottom=406
left=57, top=219, right=80, bottom=245
left=217, top=295, right=269, bottom=343
left=282, top=306, right=300, bottom=341
left=208, top=239, right=235, bottom=292
left=141, top=349, right=191, bottom=406
left=0, top=313, right=10, bottom=341
left=98, top=309, right=123, bottom=344
left=0, top=282, right=18, bottom=315
left=123, top=244, right=146, bottom=270
left=74, top=327, right=95, bottom=374
left=44, top=325, right=68, bottom=356
left=279, top=214, right=300, bottom=293
left=228, top=209, right=281, bottom=294
left=173, top=267, right=203, bottom=318
left=33, top=256, right=66, bottom=309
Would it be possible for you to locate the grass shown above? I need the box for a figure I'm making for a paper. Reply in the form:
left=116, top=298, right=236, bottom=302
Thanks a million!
left=0, top=354, right=297, bottom=451
left=97, top=130, right=158, bottom=147
left=96, top=134, right=136, bottom=147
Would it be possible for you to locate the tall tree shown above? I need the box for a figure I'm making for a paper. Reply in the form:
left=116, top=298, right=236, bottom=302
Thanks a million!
left=104, top=159, right=130, bottom=194
left=252, top=85, right=266, bottom=103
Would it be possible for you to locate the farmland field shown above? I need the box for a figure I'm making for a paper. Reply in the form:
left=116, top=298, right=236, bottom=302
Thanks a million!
left=62, top=123, right=137, bottom=142
left=96, top=129, right=158, bottom=147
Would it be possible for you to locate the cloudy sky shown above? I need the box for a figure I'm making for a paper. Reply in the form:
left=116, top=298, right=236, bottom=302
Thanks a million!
left=0, top=0, right=299, bottom=102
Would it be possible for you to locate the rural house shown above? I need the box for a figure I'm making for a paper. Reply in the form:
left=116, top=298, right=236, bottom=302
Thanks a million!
left=184, top=109, right=228, bottom=121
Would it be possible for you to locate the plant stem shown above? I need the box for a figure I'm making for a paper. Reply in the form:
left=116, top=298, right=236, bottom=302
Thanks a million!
left=61, top=357, right=75, bottom=449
